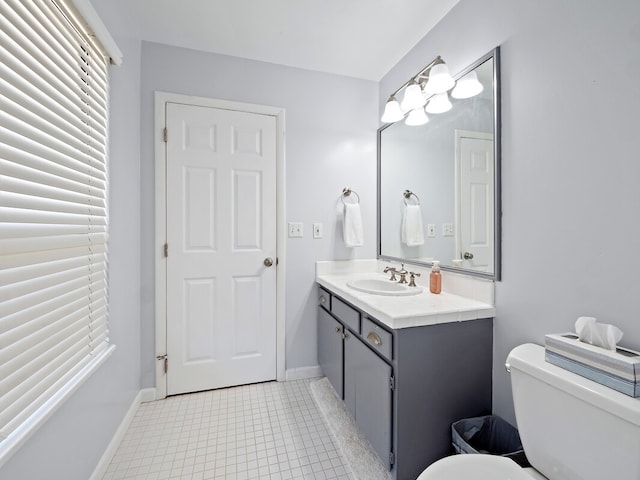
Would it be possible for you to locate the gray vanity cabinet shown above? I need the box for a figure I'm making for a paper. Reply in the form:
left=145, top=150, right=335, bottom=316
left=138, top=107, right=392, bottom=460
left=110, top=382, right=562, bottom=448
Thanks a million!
left=318, top=287, right=394, bottom=468
left=317, top=285, right=493, bottom=480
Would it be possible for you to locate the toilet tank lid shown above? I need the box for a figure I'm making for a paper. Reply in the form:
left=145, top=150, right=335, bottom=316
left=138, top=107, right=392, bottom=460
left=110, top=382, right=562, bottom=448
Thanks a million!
left=507, top=343, right=640, bottom=427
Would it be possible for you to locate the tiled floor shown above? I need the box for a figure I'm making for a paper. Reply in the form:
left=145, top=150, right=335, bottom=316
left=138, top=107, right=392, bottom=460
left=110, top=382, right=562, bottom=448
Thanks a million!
left=102, top=379, right=355, bottom=480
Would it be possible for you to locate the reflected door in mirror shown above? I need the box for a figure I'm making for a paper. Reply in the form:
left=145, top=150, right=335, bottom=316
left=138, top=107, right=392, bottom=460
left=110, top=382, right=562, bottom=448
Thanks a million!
left=457, top=131, right=493, bottom=273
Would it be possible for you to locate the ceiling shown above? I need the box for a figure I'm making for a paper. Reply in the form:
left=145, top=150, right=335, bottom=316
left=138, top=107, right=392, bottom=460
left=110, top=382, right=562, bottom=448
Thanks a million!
left=101, top=0, right=459, bottom=81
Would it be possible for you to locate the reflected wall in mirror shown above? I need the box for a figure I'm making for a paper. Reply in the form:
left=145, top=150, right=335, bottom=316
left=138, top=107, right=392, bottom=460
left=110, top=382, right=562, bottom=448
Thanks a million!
left=378, top=48, right=501, bottom=279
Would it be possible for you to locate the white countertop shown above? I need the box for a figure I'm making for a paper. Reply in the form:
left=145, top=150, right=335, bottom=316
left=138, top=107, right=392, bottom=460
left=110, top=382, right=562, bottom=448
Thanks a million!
left=316, top=262, right=495, bottom=330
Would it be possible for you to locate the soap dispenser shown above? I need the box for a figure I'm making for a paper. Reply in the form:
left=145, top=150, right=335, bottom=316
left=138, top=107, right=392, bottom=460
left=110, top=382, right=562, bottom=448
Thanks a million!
left=429, top=261, right=441, bottom=294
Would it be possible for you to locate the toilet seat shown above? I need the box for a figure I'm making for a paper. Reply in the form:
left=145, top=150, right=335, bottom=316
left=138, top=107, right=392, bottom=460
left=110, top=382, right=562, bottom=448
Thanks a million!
left=417, top=454, right=534, bottom=480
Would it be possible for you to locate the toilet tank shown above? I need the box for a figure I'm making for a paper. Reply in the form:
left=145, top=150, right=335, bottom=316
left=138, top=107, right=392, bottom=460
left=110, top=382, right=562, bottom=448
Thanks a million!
left=507, top=343, right=640, bottom=480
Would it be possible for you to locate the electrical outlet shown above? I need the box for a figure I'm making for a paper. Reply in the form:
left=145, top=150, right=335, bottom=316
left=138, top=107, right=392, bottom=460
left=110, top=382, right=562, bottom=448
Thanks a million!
left=427, top=224, right=436, bottom=237
left=442, top=223, right=454, bottom=237
left=313, top=223, right=323, bottom=239
left=288, top=222, right=303, bottom=238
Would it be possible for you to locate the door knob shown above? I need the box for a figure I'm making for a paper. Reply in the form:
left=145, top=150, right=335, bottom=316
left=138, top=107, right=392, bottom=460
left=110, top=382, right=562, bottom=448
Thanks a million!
left=463, top=252, right=474, bottom=260
left=264, top=257, right=274, bottom=267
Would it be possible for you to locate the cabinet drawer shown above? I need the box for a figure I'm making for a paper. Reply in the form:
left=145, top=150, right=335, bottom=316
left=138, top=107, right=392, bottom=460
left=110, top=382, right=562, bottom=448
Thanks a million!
left=362, top=317, right=393, bottom=360
left=331, top=296, right=360, bottom=333
left=318, top=287, right=331, bottom=309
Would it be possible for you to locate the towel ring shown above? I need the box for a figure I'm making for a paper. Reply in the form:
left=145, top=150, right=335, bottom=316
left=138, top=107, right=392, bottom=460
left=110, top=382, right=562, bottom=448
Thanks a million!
left=341, top=187, right=360, bottom=205
left=403, top=189, right=420, bottom=206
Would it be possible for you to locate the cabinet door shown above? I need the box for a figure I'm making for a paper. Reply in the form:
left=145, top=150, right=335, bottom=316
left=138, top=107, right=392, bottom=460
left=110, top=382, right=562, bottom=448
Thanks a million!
left=318, top=308, right=344, bottom=398
left=344, top=335, right=393, bottom=468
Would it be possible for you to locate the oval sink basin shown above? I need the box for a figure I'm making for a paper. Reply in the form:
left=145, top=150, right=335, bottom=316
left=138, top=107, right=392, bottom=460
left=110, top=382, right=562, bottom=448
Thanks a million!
left=346, top=277, right=422, bottom=296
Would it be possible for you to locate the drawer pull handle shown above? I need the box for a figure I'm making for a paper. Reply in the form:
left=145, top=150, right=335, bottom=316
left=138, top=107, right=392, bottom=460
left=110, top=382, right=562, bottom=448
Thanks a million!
left=367, top=331, right=382, bottom=347
left=319, top=295, right=326, bottom=304
left=335, top=326, right=341, bottom=334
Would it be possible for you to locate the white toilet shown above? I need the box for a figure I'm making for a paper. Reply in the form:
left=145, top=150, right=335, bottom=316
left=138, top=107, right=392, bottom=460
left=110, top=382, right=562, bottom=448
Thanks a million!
left=418, top=343, right=640, bottom=480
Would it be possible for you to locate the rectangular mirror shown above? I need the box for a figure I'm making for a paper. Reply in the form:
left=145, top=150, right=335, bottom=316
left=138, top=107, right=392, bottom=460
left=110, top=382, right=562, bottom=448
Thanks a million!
left=378, top=48, right=501, bottom=280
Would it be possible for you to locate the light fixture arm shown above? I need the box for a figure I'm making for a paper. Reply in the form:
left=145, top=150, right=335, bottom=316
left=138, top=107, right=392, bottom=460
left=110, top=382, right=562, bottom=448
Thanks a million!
left=386, top=56, right=443, bottom=99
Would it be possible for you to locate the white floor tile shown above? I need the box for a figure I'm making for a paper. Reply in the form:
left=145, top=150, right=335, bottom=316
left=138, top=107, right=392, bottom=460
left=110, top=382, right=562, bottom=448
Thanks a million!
left=103, top=379, right=355, bottom=480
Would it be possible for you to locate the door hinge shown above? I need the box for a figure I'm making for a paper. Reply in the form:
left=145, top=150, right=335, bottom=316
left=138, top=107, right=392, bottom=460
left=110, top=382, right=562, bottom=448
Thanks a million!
left=389, top=452, right=395, bottom=466
left=389, top=376, right=395, bottom=390
left=163, top=127, right=168, bottom=143
left=156, top=354, right=168, bottom=374
left=163, top=243, right=168, bottom=258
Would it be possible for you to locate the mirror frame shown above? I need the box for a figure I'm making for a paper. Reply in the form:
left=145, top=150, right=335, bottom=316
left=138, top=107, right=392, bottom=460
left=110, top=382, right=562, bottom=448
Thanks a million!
left=377, top=47, right=501, bottom=280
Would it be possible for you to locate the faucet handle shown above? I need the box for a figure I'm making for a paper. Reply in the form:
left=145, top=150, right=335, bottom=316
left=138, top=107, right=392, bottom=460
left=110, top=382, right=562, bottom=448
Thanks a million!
left=408, top=272, right=421, bottom=287
left=383, top=266, right=398, bottom=281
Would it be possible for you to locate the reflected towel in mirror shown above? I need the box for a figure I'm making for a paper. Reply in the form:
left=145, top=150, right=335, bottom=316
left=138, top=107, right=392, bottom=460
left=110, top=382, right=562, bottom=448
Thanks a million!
left=343, top=203, right=364, bottom=247
left=401, top=204, right=424, bottom=246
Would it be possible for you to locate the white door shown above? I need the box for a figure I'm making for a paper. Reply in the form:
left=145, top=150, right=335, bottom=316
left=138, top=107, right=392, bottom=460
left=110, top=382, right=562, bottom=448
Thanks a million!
left=457, top=131, right=494, bottom=272
left=165, top=102, right=277, bottom=395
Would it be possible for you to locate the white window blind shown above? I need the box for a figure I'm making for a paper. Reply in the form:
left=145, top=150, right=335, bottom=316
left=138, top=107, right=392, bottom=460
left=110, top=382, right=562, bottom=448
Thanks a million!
left=0, top=0, right=112, bottom=446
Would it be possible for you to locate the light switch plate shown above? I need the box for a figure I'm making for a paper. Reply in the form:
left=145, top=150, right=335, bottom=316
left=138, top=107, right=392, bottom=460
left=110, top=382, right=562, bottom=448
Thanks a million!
left=313, top=223, right=323, bottom=239
left=288, top=222, right=303, bottom=238
left=442, top=223, right=454, bottom=236
left=427, top=224, right=436, bottom=237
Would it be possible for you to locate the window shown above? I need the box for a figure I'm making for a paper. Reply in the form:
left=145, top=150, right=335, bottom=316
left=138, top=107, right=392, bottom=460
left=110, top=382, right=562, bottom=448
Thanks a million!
left=0, top=0, right=116, bottom=461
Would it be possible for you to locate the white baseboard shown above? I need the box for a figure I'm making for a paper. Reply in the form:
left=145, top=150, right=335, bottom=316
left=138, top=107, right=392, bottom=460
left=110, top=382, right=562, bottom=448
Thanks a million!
left=285, top=365, right=322, bottom=381
left=89, top=388, right=153, bottom=480
left=139, top=387, right=156, bottom=403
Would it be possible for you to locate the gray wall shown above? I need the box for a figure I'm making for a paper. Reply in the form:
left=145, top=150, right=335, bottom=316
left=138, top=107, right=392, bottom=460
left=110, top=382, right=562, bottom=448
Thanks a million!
left=380, top=0, right=640, bottom=423
left=138, top=42, right=378, bottom=386
left=0, top=33, right=143, bottom=480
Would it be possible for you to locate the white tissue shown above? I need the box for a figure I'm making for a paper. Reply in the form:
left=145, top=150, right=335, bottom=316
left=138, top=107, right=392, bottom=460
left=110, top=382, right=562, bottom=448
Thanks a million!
left=575, top=316, right=623, bottom=351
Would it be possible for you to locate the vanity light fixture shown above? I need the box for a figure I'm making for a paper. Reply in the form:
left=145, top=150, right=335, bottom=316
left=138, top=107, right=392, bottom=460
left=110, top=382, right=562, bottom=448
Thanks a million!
left=381, top=55, right=481, bottom=125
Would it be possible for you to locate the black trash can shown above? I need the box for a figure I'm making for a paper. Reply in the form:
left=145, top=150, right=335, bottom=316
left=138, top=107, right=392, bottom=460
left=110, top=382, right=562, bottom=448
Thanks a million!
left=451, top=415, right=529, bottom=467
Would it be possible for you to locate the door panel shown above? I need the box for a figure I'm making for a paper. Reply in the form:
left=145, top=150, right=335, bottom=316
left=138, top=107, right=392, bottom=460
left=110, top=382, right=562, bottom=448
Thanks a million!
left=184, top=167, right=216, bottom=251
left=233, top=170, right=261, bottom=249
left=166, top=102, right=277, bottom=395
left=318, top=308, right=344, bottom=398
left=345, top=336, right=393, bottom=468
left=183, top=277, right=216, bottom=362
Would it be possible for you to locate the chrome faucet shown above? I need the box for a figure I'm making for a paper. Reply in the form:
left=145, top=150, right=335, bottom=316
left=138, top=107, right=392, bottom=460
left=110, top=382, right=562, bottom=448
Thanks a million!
left=383, top=266, right=398, bottom=281
left=397, top=264, right=408, bottom=284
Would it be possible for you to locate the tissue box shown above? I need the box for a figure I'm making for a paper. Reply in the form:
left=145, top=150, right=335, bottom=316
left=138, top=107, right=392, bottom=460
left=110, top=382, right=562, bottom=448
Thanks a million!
left=545, top=333, right=640, bottom=397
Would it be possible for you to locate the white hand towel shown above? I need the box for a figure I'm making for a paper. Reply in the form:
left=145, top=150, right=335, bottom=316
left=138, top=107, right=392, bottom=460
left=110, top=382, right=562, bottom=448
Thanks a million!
left=343, top=203, right=364, bottom=247
left=401, top=204, right=424, bottom=246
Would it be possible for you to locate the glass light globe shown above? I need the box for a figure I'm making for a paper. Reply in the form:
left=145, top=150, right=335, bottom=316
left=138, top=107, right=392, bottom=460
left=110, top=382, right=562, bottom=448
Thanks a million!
left=380, top=97, right=404, bottom=123
left=424, top=63, right=455, bottom=94
left=400, top=81, right=426, bottom=112
left=405, top=108, right=429, bottom=126
left=451, top=71, right=484, bottom=99
left=425, top=92, right=452, bottom=114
